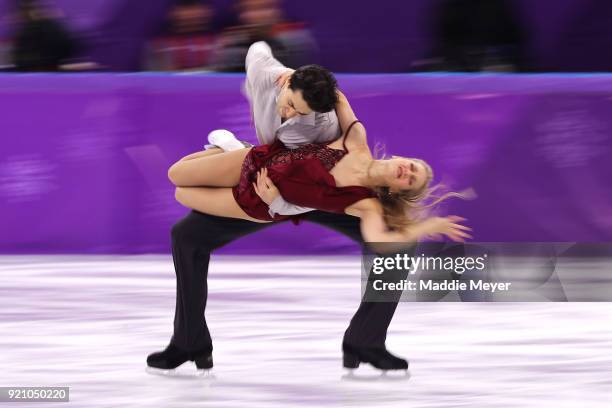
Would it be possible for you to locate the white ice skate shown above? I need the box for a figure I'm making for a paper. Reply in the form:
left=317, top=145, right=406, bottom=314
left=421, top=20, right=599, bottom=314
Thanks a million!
left=206, top=129, right=247, bottom=152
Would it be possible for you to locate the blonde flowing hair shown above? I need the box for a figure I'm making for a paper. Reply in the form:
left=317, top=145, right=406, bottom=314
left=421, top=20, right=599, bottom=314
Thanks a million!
left=371, top=147, right=467, bottom=231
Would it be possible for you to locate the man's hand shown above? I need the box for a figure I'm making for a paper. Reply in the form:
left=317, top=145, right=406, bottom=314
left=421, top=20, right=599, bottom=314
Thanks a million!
left=275, top=70, right=294, bottom=89
left=253, top=168, right=280, bottom=205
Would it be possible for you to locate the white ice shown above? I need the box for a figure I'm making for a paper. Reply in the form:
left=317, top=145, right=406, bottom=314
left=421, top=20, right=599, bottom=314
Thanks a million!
left=0, top=255, right=611, bottom=407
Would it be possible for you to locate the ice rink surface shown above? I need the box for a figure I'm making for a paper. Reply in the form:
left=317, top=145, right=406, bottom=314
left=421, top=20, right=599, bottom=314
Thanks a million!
left=1, top=255, right=611, bottom=407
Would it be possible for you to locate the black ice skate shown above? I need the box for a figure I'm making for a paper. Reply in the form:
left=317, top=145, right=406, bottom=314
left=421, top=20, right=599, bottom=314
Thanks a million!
left=342, top=343, right=409, bottom=371
left=146, top=343, right=213, bottom=376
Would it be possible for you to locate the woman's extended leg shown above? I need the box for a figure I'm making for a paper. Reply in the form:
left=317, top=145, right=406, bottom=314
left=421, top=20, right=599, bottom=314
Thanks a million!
left=168, top=148, right=251, bottom=187
left=175, top=186, right=268, bottom=223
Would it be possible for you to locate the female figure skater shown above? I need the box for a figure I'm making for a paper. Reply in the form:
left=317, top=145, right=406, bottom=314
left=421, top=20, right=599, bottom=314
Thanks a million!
left=167, top=90, right=471, bottom=243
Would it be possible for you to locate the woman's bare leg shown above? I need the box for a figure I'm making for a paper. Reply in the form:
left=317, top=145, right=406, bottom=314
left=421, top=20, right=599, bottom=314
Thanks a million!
left=168, top=147, right=251, bottom=187
left=177, top=147, right=223, bottom=161
left=175, top=186, right=268, bottom=223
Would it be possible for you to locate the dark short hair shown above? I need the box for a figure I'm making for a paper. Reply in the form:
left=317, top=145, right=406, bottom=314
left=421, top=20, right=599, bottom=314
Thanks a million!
left=289, top=64, right=338, bottom=113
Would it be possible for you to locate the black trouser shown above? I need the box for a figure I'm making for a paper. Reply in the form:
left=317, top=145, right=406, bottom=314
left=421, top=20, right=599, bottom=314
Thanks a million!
left=169, top=210, right=401, bottom=352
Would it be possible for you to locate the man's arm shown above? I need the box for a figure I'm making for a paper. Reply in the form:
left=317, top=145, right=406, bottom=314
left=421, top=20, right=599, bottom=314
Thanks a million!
left=278, top=113, right=342, bottom=149
left=268, top=196, right=314, bottom=217
left=333, top=90, right=368, bottom=147
left=244, top=42, right=313, bottom=214
left=245, top=41, right=292, bottom=91
left=246, top=41, right=343, bottom=148
left=335, top=91, right=358, bottom=135
left=253, top=168, right=314, bottom=216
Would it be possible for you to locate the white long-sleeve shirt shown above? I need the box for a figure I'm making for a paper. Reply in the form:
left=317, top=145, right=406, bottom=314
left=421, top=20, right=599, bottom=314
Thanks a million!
left=244, top=41, right=342, bottom=216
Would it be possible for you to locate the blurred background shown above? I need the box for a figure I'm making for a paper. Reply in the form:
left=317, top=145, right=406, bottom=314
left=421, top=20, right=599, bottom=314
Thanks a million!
left=0, top=0, right=611, bottom=254
left=1, top=0, right=612, bottom=73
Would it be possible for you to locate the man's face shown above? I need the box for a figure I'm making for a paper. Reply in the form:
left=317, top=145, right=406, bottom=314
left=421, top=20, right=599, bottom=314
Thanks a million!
left=276, top=83, right=313, bottom=119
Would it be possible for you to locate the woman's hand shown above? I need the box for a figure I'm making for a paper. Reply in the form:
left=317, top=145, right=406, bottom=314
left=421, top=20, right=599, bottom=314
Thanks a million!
left=253, top=168, right=280, bottom=205
left=412, top=216, right=472, bottom=242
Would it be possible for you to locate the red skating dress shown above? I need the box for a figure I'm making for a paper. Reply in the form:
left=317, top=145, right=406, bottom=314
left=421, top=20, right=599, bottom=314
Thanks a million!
left=232, top=120, right=376, bottom=222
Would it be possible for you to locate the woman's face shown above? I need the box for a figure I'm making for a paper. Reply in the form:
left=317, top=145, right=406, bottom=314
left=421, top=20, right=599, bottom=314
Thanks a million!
left=382, top=156, right=429, bottom=193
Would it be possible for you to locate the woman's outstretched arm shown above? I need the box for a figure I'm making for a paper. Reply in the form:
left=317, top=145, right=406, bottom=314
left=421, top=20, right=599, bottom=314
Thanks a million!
left=346, top=199, right=472, bottom=243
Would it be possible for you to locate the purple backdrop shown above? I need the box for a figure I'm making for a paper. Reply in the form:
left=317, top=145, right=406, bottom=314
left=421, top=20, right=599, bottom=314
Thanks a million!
left=1, top=0, right=612, bottom=72
left=0, top=73, right=610, bottom=254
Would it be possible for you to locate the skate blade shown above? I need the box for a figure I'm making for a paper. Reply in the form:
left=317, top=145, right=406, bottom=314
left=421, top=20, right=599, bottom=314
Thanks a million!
left=342, top=367, right=410, bottom=382
left=145, top=366, right=213, bottom=378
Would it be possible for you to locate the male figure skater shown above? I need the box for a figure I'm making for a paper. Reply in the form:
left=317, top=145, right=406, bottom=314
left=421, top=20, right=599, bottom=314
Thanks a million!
left=146, top=41, right=408, bottom=372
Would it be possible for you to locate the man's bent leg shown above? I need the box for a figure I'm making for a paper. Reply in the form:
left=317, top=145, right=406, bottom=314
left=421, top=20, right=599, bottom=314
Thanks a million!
left=304, top=211, right=402, bottom=348
left=147, top=210, right=273, bottom=371
left=169, top=210, right=271, bottom=352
